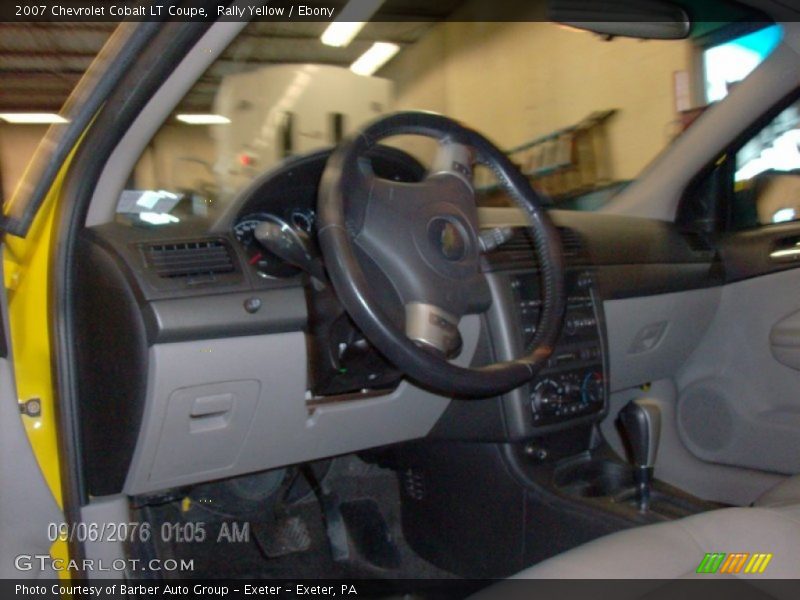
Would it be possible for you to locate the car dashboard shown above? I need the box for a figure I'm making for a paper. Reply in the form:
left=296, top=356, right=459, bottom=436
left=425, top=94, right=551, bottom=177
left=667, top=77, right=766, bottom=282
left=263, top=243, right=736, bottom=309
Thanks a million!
left=74, top=147, right=722, bottom=499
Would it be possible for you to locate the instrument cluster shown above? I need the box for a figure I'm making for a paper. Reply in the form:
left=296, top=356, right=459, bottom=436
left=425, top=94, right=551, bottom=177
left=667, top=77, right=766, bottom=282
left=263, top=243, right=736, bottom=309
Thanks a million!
left=232, top=207, right=316, bottom=278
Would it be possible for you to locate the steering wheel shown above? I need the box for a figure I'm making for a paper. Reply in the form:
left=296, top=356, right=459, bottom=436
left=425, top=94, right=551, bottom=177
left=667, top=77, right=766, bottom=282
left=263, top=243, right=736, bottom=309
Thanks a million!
left=317, top=112, right=565, bottom=398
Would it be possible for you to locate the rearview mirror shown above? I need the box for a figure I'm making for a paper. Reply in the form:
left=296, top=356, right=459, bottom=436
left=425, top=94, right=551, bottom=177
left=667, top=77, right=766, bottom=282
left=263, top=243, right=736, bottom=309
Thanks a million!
left=548, top=0, right=691, bottom=40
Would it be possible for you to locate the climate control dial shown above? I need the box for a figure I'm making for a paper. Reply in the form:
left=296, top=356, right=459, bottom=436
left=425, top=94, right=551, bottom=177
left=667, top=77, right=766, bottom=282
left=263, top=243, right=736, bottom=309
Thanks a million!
left=531, top=369, right=605, bottom=422
left=532, top=379, right=562, bottom=414
left=581, top=371, right=604, bottom=405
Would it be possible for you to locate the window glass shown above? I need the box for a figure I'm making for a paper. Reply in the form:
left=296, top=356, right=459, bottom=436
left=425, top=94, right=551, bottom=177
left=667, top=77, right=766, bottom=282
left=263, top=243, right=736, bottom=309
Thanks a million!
left=732, top=99, right=800, bottom=229
left=703, top=24, right=782, bottom=103
left=114, top=19, right=781, bottom=227
left=117, top=30, right=397, bottom=226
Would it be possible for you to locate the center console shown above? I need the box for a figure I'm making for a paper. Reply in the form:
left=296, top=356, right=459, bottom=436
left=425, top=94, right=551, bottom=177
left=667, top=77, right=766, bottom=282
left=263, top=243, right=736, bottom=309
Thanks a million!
left=475, top=262, right=609, bottom=440
left=427, top=227, right=608, bottom=442
left=392, top=227, right=718, bottom=578
left=510, top=269, right=606, bottom=426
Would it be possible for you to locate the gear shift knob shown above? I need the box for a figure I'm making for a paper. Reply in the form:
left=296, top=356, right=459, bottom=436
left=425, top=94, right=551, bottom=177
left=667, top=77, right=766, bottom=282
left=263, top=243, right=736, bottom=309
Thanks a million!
left=619, top=399, right=661, bottom=469
left=619, top=399, right=661, bottom=511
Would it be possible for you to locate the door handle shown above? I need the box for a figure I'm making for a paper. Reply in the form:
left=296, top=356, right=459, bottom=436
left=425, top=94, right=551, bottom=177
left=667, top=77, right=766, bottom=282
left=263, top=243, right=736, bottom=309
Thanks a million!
left=770, top=245, right=800, bottom=262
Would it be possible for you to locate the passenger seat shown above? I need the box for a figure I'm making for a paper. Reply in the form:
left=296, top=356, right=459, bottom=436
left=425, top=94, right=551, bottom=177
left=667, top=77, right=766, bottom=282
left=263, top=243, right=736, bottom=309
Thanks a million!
left=490, top=475, right=800, bottom=580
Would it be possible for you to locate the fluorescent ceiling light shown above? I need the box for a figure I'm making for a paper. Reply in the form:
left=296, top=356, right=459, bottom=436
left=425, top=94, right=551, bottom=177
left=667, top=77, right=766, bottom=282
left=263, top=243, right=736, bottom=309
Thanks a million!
left=350, top=42, right=400, bottom=76
left=139, top=212, right=180, bottom=225
left=321, top=22, right=366, bottom=48
left=175, top=114, right=231, bottom=125
left=0, top=112, right=67, bottom=124
left=320, top=0, right=383, bottom=47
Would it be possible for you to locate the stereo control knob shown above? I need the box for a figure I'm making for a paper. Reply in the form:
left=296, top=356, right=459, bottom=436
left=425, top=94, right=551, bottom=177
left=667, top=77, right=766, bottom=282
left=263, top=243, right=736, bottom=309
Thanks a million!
left=564, top=319, right=578, bottom=335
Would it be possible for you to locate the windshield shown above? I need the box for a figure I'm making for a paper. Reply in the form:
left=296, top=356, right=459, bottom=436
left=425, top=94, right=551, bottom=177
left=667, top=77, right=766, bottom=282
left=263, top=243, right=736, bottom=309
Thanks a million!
left=1, top=15, right=782, bottom=230
left=1, top=23, right=155, bottom=237
left=122, top=18, right=714, bottom=225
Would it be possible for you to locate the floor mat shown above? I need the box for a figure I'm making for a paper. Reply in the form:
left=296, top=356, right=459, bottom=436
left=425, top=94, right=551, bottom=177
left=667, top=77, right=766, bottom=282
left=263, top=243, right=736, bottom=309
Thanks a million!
left=135, top=456, right=460, bottom=586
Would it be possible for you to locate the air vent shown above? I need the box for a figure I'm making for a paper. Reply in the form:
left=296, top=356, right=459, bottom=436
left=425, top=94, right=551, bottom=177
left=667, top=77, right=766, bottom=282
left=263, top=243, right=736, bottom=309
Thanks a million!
left=558, top=227, right=585, bottom=257
left=142, top=239, right=236, bottom=279
left=484, top=226, right=585, bottom=269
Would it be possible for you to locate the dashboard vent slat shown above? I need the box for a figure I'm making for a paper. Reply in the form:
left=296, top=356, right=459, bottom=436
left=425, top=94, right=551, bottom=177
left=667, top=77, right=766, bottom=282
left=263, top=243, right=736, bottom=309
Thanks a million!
left=485, top=226, right=585, bottom=269
left=143, top=239, right=236, bottom=279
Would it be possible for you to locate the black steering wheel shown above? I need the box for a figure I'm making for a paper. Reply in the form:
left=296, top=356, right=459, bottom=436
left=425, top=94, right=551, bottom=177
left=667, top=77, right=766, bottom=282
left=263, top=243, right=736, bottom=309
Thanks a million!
left=317, top=112, right=565, bottom=398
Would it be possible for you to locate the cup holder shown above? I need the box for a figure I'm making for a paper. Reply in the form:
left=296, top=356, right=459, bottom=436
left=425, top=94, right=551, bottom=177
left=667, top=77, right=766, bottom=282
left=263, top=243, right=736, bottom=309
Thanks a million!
left=553, top=458, right=634, bottom=498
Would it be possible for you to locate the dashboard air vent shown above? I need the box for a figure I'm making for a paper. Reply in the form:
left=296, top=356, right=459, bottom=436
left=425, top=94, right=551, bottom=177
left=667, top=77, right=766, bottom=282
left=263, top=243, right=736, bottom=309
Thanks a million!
left=143, top=239, right=236, bottom=279
left=484, top=226, right=585, bottom=269
left=558, top=227, right=585, bottom=257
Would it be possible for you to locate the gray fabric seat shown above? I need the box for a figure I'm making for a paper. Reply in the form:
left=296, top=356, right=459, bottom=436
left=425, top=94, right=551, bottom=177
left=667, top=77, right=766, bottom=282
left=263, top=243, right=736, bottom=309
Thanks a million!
left=510, top=476, right=800, bottom=579
left=754, top=474, right=800, bottom=508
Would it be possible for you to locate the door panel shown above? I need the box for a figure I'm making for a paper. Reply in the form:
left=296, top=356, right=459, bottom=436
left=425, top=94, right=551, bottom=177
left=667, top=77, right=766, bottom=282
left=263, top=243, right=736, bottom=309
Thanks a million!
left=676, top=238, right=800, bottom=475
left=599, top=283, right=785, bottom=506
left=0, top=252, right=62, bottom=577
left=770, top=308, right=800, bottom=370
left=602, top=380, right=781, bottom=506
left=717, top=221, right=800, bottom=281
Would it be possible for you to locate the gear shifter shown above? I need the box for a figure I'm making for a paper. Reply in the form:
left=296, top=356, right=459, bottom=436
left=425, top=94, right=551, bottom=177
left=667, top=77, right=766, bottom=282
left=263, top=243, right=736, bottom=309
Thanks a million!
left=618, top=399, right=661, bottom=512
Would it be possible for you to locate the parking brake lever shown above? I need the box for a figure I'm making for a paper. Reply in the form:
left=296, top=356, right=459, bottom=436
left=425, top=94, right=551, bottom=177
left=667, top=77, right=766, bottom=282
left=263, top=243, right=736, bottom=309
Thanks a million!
left=254, top=221, right=328, bottom=284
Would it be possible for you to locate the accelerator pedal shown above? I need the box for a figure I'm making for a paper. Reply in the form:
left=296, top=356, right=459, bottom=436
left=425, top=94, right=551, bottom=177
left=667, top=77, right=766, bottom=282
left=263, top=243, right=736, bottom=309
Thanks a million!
left=301, top=465, right=400, bottom=570
left=339, top=499, right=401, bottom=570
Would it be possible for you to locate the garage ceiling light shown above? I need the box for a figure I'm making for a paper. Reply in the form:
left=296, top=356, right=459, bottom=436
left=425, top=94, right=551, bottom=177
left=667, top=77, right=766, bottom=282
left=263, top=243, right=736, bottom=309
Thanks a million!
left=320, top=0, right=383, bottom=47
left=176, top=114, right=231, bottom=125
left=321, top=22, right=365, bottom=48
left=0, top=112, right=68, bottom=124
left=350, top=42, right=400, bottom=76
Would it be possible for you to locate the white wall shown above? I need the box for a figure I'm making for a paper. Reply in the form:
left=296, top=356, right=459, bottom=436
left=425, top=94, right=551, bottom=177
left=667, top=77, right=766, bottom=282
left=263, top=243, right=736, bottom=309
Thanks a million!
left=1, top=19, right=697, bottom=199
left=382, top=19, right=695, bottom=180
left=0, top=123, right=217, bottom=202
left=132, top=124, right=217, bottom=192
left=0, top=124, right=49, bottom=201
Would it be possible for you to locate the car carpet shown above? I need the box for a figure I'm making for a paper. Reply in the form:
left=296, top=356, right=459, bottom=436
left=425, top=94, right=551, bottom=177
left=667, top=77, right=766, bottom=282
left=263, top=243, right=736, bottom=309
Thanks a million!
left=136, top=456, right=458, bottom=583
